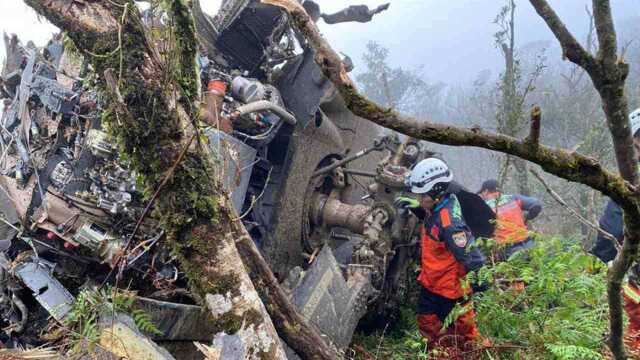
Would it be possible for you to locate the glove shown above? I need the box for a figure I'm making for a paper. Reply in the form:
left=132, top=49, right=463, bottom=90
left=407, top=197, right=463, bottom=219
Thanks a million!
left=394, top=196, right=420, bottom=209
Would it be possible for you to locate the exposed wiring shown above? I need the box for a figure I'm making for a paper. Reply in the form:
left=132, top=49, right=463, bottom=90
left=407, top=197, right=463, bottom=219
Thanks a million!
left=124, top=230, right=164, bottom=269
left=233, top=166, right=273, bottom=221
left=233, top=119, right=280, bottom=141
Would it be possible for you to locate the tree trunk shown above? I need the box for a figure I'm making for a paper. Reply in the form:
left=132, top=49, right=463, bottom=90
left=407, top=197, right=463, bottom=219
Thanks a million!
left=23, top=1, right=287, bottom=358
left=499, top=0, right=530, bottom=195
left=512, top=158, right=530, bottom=196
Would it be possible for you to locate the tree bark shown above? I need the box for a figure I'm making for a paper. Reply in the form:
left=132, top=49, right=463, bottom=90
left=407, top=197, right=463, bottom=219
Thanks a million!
left=24, top=1, right=287, bottom=358
left=530, top=2, right=635, bottom=358
left=264, top=0, right=640, bottom=358
left=235, top=229, right=340, bottom=360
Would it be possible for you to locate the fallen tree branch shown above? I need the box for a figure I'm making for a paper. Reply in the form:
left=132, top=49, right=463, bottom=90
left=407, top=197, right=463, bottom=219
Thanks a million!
left=235, top=232, right=340, bottom=360
left=262, top=0, right=636, bottom=213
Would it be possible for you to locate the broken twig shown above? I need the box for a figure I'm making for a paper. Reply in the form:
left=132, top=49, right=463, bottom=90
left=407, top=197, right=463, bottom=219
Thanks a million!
left=527, top=105, right=541, bottom=147
left=530, top=168, right=619, bottom=250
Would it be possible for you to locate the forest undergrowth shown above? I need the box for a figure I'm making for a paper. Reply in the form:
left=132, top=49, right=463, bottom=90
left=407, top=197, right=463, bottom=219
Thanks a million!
left=350, top=235, right=611, bottom=359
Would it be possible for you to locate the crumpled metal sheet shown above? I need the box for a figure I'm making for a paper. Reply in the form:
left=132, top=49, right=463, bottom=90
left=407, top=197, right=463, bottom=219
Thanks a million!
left=14, top=258, right=75, bottom=321
left=0, top=186, right=19, bottom=251
left=290, top=245, right=372, bottom=349
left=135, top=297, right=216, bottom=341
left=206, top=128, right=257, bottom=212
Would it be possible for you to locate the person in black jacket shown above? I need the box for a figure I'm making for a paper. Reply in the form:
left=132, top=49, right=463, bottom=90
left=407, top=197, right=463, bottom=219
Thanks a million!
left=591, top=108, right=640, bottom=350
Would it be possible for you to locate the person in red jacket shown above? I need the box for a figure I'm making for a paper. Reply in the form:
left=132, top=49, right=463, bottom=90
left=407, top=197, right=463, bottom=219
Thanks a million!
left=397, top=158, right=486, bottom=355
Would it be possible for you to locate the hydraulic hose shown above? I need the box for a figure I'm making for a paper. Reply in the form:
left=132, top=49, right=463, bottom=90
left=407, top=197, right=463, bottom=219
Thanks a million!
left=236, top=100, right=297, bottom=126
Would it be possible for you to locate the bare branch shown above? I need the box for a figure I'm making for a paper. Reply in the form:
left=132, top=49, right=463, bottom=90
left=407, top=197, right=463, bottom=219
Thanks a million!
left=530, top=0, right=634, bottom=187
left=526, top=106, right=541, bottom=147
left=528, top=0, right=595, bottom=70
left=585, top=5, right=596, bottom=53
left=530, top=168, right=619, bottom=250
left=592, top=0, right=617, bottom=65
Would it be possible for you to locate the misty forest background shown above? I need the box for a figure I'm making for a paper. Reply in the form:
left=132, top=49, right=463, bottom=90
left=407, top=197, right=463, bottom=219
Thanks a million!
left=355, top=1, right=640, bottom=242
left=351, top=1, right=640, bottom=359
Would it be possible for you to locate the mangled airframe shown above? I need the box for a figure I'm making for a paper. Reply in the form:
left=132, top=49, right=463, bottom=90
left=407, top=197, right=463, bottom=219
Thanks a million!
left=0, top=1, right=492, bottom=358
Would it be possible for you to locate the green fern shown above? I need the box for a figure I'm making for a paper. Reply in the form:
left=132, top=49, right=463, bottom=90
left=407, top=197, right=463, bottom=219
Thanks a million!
left=546, top=344, right=604, bottom=360
left=63, top=287, right=163, bottom=354
left=440, top=302, right=472, bottom=334
left=132, top=308, right=163, bottom=336
left=351, top=235, right=609, bottom=359
left=475, top=235, right=608, bottom=358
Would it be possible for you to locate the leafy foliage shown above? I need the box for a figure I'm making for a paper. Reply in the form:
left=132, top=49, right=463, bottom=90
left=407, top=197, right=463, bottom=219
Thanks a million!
left=63, top=287, right=162, bottom=355
left=131, top=308, right=163, bottom=336
left=545, top=344, right=604, bottom=360
left=473, top=235, right=608, bottom=359
left=351, top=235, right=609, bottom=359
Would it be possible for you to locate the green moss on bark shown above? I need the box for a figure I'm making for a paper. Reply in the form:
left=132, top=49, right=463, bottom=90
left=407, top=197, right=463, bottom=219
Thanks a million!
left=167, top=0, right=201, bottom=115
left=36, top=0, right=238, bottom=302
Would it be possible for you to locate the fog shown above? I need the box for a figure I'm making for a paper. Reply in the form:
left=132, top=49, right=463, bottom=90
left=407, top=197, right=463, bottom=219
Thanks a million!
left=317, top=1, right=639, bottom=83
left=2, top=1, right=638, bottom=84
left=0, top=0, right=638, bottom=194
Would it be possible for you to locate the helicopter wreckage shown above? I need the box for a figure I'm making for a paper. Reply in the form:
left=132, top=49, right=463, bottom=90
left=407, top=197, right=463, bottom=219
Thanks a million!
left=0, top=1, right=492, bottom=359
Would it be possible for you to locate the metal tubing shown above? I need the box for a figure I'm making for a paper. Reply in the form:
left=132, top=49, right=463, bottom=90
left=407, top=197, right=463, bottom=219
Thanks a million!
left=343, top=168, right=377, bottom=177
left=312, top=147, right=377, bottom=178
left=236, top=100, right=297, bottom=125
left=312, top=195, right=371, bottom=234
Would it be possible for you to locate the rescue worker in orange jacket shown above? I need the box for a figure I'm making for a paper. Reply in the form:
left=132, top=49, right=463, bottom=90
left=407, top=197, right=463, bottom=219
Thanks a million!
left=396, top=158, right=486, bottom=354
left=478, top=179, right=542, bottom=260
left=591, top=108, right=640, bottom=352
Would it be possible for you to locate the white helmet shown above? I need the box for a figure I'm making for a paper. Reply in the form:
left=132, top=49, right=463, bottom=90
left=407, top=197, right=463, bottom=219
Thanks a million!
left=631, top=108, right=640, bottom=137
left=406, top=158, right=453, bottom=195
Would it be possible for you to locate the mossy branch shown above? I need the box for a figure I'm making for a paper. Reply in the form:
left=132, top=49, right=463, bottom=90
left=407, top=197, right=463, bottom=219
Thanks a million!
left=264, top=0, right=636, bottom=214
left=165, top=0, right=201, bottom=117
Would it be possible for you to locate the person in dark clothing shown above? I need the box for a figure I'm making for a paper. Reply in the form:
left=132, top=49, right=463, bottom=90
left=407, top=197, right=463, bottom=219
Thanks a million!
left=591, top=108, right=640, bottom=351
left=478, top=179, right=543, bottom=260
left=592, top=199, right=624, bottom=263
left=396, top=158, right=486, bottom=356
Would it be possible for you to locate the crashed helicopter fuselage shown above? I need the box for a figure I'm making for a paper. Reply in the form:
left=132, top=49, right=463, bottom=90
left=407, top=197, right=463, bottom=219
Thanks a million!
left=0, top=1, right=448, bottom=357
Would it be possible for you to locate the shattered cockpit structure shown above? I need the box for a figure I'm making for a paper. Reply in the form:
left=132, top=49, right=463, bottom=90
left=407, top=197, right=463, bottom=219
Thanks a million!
left=0, top=1, right=457, bottom=358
